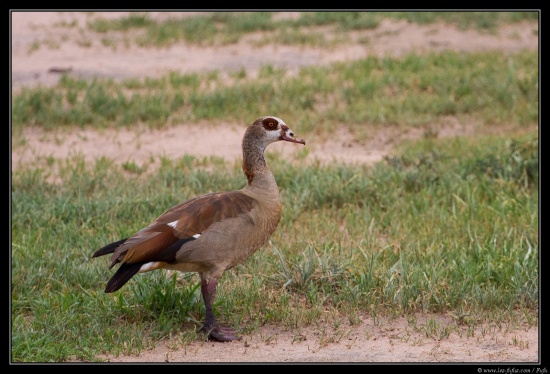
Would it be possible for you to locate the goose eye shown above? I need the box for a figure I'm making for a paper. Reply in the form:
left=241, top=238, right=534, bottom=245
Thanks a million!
left=262, top=118, right=279, bottom=130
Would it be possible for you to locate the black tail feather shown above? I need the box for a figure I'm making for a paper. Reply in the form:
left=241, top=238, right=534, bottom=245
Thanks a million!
left=92, top=238, right=128, bottom=258
left=104, top=262, right=142, bottom=293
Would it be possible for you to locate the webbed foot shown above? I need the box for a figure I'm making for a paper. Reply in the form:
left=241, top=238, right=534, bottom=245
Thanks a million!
left=200, top=324, right=241, bottom=342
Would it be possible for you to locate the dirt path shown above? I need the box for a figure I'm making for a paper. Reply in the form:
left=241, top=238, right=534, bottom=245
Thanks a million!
left=93, top=314, right=538, bottom=363
left=11, top=11, right=539, bottom=363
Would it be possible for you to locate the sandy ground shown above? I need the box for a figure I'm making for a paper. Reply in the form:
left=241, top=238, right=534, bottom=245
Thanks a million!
left=94, top=314, right=538, bottom=363
left=10, top=11, right=540, bottom=364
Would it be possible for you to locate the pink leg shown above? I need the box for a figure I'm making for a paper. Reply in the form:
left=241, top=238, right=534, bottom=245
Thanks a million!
left=199, top=274, right=241, bottom=342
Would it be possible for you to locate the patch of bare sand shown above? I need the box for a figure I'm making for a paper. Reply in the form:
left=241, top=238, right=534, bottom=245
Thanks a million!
left=10, top=119, right=535, bottom=174
left=10, top=12, right=538, bottom=91
left=6, top=121, right=440, bottom=172
left=96, top=314, right=538, bottom=363
left=12, top=123, right=383, bottom=171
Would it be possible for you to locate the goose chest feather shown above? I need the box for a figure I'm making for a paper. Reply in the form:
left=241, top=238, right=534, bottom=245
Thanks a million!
left=92, top=116, right=305, bottom=342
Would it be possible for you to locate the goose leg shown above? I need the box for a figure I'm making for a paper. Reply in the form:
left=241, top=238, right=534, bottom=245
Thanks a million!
left=199, top=274, right=241, bottom=342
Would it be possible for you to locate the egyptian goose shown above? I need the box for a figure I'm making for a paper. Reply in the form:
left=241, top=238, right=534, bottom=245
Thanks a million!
left=92, top=116, right=305, bottom=342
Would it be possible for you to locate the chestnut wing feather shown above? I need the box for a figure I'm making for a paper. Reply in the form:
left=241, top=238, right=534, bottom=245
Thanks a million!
left=110, top=191, right=256, bottom=266
left=172, top=191, right=256, bottom=236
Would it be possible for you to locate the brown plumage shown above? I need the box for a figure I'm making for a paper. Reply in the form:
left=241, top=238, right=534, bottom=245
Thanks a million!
left=92, top=116, right=305, bottom=342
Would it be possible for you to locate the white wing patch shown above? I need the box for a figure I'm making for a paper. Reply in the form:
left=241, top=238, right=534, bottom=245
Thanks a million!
left=167, top=222, right=200, bottom=238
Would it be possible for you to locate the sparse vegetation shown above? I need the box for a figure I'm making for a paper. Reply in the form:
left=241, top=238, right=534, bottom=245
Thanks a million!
left=24, top=11, right=538, bottom=52
left=11, top=50, right=538, bottom=138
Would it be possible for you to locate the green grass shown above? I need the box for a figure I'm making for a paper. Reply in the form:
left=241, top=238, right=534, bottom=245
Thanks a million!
left=12, top=50, right=538, bottom=139
left=29, top=12, right=538, bottom=52
left=80, top=11, right=538, bottom=47
left=11, top=129, right=538, bottom=362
